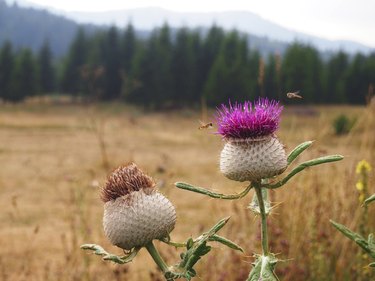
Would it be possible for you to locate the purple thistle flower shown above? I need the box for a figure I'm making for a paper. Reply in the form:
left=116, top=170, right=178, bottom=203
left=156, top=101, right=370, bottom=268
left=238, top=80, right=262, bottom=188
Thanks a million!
left=216, top=98, right=283, bottom=139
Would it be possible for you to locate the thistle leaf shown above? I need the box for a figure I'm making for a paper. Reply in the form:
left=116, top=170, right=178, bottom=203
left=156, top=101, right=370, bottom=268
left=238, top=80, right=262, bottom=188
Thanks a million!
left=175, top=182, right=252, bottom=200
left=330, top=221, right=375, bottom=259
left=368, top=234, right=375, bottom=252
left=247, top=254, right=279, bottom=281
left=265, top=155, right=344, bottom=189
left=364, top=193, right=375, bottom=205
left=287, top=141, right=313, bottom=165
left=209, top=234, right=244, bottom=252
left=80, top=244, right=140, bottom=264
left=186, top=238, right=194, bottom=250
left=167, top=217, right=242, bottom=280
left=207, top=216, right=231, bottom=233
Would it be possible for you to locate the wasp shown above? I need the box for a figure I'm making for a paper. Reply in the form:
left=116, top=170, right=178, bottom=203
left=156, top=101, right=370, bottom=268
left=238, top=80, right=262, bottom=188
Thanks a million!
left=198, top=121, right=213, bottom=130
left=286, top=91, right=302, bottom=99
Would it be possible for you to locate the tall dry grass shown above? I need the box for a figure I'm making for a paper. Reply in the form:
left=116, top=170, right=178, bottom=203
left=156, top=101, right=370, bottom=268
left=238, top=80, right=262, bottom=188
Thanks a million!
left=0, top=102, right=374, bottom=281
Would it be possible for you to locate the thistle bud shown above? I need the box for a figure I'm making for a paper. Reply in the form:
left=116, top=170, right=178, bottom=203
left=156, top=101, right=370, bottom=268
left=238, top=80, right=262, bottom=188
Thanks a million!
left=216, top=98, right=287, bottom=182
left=101, top=163, right=176, bottom=250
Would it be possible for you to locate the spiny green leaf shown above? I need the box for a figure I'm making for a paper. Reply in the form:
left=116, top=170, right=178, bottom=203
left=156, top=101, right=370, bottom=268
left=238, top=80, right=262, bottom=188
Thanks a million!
left=186, top=238, right=194, bottom=250
left=209, top=234, right=244, bottom=252
left=80, top=244, right=140, bottom=264
left=168, top=217, right=241, bottom=280
left=189, top=268, right=196, bottom=277
left=247, top=254, right=279, bottom=281
left=330, top=220, right=375, bottom=258
left=207, top=216, right=231, bottom=234
left=81, top=244, right=106, bottom=254
left=194, top=216, right=230, bottom=241
left=175, top=182, right=252, bottom=200
left=265, top=155, right=344, bottom=189
left=364, top=193, right=375, bottom=205
left=287, top=141, right=313, bottom=165
left=368, top=234, right=375, bottom=252
left=185, top=243, right=211, bottom=269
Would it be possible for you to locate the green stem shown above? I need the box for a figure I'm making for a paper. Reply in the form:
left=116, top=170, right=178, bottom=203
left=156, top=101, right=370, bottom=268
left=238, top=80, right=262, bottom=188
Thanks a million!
left=254, top=182, right=269, bottom=256
left=145, top=241, right=170, bottom=275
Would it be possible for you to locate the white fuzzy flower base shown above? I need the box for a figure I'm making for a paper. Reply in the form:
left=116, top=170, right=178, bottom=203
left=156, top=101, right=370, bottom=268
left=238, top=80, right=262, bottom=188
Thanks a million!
left=220, top=136, right=287, bottom=182
left=103, top=189, right=176, bottom=250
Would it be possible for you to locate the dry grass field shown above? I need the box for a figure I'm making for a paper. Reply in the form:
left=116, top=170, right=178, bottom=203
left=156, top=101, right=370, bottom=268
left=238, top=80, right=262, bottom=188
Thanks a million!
left=0, top=102, right=374, bottom=281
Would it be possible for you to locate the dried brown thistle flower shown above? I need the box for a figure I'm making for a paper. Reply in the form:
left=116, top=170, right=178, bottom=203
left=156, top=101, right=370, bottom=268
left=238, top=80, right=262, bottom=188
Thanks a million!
left=101, top=163, right=155, bottom=202
left=102, top=163, right=176, bottom=250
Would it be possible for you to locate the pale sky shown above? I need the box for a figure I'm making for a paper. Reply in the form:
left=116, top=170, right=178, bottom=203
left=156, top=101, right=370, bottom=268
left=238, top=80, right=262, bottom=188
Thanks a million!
left=21, top=0, right=375, bottom=47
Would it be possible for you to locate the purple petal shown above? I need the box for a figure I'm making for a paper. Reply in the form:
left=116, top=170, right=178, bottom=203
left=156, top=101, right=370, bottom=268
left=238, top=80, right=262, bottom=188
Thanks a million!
left=216, top=98, right=283, bottom=139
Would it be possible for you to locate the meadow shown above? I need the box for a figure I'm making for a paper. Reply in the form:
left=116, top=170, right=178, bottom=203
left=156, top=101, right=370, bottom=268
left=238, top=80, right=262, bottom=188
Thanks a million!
left=0, top=101, right=374, bottom=281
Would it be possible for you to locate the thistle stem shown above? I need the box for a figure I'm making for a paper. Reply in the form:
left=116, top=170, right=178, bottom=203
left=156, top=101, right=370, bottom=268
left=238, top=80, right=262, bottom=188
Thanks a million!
left=145, top=241, right=170, bottom=275
left=254, top=182, right=269, bottom=256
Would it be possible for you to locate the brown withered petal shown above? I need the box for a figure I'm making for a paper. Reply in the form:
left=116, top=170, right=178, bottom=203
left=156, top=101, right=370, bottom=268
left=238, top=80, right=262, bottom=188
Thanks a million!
left=101, top=163, right=155, bottom=202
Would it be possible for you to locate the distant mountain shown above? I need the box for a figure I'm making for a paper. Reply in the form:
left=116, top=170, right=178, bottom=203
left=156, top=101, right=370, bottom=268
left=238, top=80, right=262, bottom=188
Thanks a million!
left=0, top=0, right=98, bottom=57
left=65, top=7, right=373, bottom=55
left=0, top=1, right=289, bottom=58
left=1, top=1, right=373, bottom=58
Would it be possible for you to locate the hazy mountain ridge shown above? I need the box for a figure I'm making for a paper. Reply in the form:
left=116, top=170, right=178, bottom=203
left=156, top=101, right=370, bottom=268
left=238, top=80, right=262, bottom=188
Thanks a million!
left=66, top=7, right=374, bottom=54
left=0, top=1, right=290, bottom=58
left=1, top=0, right=373, bottom=57
left=0, top=0, right=98, bottom=56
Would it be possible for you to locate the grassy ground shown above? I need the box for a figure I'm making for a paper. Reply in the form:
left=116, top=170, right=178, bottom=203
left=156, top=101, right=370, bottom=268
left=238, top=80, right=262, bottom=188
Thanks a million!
left=0, top=102, right=374, bottom=281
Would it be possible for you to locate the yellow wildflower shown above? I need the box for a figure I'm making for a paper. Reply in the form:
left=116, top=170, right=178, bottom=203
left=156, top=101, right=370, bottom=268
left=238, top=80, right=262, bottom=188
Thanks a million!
left=356, top=182, right=364, bottom=191
left=355, top=160, right=372, bottom=174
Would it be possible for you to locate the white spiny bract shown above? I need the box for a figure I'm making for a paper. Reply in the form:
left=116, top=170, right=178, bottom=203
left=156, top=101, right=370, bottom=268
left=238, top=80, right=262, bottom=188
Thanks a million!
left=220, top=136, right=287, bottom=182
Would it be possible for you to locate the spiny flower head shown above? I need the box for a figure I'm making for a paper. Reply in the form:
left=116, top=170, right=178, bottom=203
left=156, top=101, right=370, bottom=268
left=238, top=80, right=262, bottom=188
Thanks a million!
left=101, top=163, right=176, bottom=250
left=101, top=163, right=155, bottom=202
left=216, top=98, right=283, bottom=139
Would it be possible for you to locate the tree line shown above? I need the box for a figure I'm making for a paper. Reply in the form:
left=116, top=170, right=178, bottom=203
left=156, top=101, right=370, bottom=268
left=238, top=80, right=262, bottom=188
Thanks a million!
left=0, top=40, right=54, bottom=102
left=1, top=24, right=374, bottom=106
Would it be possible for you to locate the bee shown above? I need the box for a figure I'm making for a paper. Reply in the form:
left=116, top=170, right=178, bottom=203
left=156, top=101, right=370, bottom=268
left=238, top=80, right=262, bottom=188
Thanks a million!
left=286, top=91, right=302, bottom=99
left=198, top=121, right=213, bottom=130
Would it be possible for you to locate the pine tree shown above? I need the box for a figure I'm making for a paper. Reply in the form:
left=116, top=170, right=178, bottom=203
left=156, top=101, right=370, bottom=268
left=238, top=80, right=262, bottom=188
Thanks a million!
left=100, top=26, right=122, bottom=100
left=345, top=53, right=367, bottom=104
left=171, top=27, right=199, bottom=105
left=154, top=23, right=173, bottom=107
left=128, top=37, right=157, bottom=108
left=204, top=31, right=252, bottom=105
left=264, top=54, right=280, bottom=100
left=247, top=49, right=261, bottom=99
left=199, top=25, right=225, bottom=100
left=281, top=43, right=323, bottom=103
left=0, top=41, right=14, bottom=101
left=122, top=23, right=137, bottom=74
left=119, top=23, right=138, bottom=99
left=10, top=48, right=37, bottom=102
left=363, top=52, right=375, bottom=103
left=61, top=28, right=87, bottom=96
left=325, top=51, right=348, bottom=103
left=38, top=40, right=55, bottom=94
left=189, top=31, right=202, bottom=102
